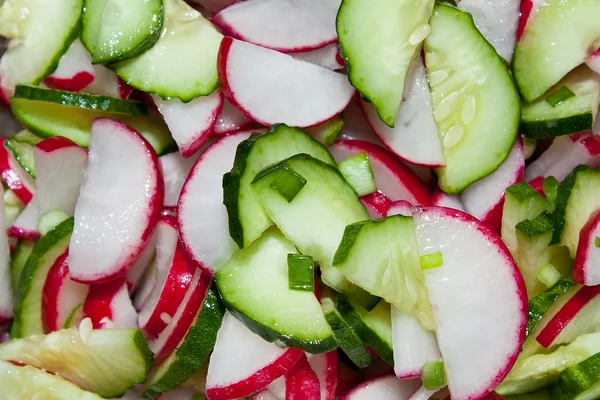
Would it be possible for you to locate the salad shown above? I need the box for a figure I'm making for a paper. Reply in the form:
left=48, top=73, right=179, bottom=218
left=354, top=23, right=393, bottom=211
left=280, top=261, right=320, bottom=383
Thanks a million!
left=0, top=0, right=599, bottom=399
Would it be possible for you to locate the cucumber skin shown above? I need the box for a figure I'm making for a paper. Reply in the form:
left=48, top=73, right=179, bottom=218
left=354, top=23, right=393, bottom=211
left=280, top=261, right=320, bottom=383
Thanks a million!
left=521, top=114, right=593, bottom=139
left=552, top=165, right=589, bottom=245
left=332, top=221, right=369, bottom=266
left=323, top=306, right=372, bottom=368
left=527, top=278, right=574, bottom=337
left=516, top=212, right=554, bottom=240
left=551, top=352, right=600, bottom=400
left=10, top=240, right=36, bottom=293
left=134, top=329, right=154, bottom=379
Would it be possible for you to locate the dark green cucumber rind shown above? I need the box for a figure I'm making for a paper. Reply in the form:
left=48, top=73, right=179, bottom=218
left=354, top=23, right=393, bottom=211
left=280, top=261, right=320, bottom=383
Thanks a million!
left=507, top=182, right=545, bottom=203
left=13, top=85, right=147, bottom=115
left=345, top=284, right=381, bottom=312
left=134, top=329, right=154, bottom=379
left=11, top=218, right=74, bottom=338
left=10, top=240, right=36, bottom=293
left=332, top=221, right=369, bottom=266
left=322, top=303, right=372, bottom=368
left=5, top=131, right=42, bottom=178
left=521, top=113, right=593, bottom=139
left=527, top=278, right=574, bottom=337
left=551, top=352, right=600, bottom=400
left=551, top=165, right=588, bottom=245
left=516, top=212, right=554, bottom=239
left=143, top=287, right=224, bottom=398
left=62, top=302, right=84, bottom=329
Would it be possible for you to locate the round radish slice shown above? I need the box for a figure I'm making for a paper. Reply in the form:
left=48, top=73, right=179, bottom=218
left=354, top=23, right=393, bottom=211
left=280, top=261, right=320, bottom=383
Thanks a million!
left=339, top=375, right=421, bottom=400
left=68, top=119, right=163, bottom=283
left=44, top=40, right=95, bottom=93
left=83, top=277, right=137, bottom=329
left=213, top=97, right=254, bottom=136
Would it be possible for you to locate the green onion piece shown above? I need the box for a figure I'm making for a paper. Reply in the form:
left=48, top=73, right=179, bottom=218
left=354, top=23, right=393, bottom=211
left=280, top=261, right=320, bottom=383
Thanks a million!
left=537, top=264, right=562, bottom=288
left=542, top=176, right=559, bottom=204
left=38, top=210, right=70, bottom=236
left=305, top=116, right=343, bottom=147
left=288, top=254, right=314, bottom=292
left=337, top=152, right=376, bottom=197
left=595, top=237, right=600, bottom=248
left=62, top=302, right=84, bottom=329
left=420, top=251, right=443, bottom=271
left=546, top=86, right=575, bottom=107
left=422, top=358, right=446, bottom=390
left=269, top=166, right=307, bottom=203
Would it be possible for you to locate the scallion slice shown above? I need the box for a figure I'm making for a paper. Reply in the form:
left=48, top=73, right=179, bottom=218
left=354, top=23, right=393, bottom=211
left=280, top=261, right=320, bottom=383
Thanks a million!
left=422, top=358, right=446, bottom=390
left=546, top=86, right=575, bottom=107
left=537, top=264, right=562, bottom=288
left=420, top=251, right=443, bottom=271
left=269, top=166, right=307, bottom=202
left=596, top=237, right=600, bottom=248
left=288, top=254, right=314, bottom=292
left=337, top=152, right=376, bottom=197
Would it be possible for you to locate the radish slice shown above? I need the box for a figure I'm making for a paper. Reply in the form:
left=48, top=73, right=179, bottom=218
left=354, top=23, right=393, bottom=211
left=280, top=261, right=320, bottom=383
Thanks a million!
left=44, top=40, right=94, bottom=93
left=159, top=152, right=201, bottom=208
left=9, top=199, right=41, bottom=239
left=413, top=207, right=527, bottom=400
left=409, top=386, right=439, bottom=400
left=178, top=131, right=252, bottom=274
left=586, top=48, right=600, bottom=74
left=293, top=43, right=344, bottom=70
left=152, top=91, right=223, bottom=158
left=328, top=139, right=431, bottom=205
left=126, top=233, right=157, bottom=293
left=87, top=65, right=132, bottom=99
left=361, top=55, right=445, bottom=168
left=68, top=119, right=163, bottom=283
left=285, top=354, right=320, bottom=400
left=213, top=98, right=254, bottom=136
left=574, top=210, right=600, bottom=285
left=218, top=37, right=355, bottom=127
left=138, top=217, right=196, bottom=338
left=0, top=139, right=35, bottom=205
left=387, top=200, right=413, bottom=217
left=206, top=312, right=304, bottom=400
left=461, top=137, right=525, bottom=232
left=339, top=375, right=421, bottom=400
left=307, top=352, right=338, bottom=400
left=360, top=192, right=390, bottom=219
left=431, top=191, right=465, bottom=211
left=340, top=99, right=381, bottom=144
left=212, top=0, right=340, bottom=53
left=83, top=278, right=137, bottom=329
left=253, top=390, right=281, bottom=400
left=0, top=186, right=12, bottom=323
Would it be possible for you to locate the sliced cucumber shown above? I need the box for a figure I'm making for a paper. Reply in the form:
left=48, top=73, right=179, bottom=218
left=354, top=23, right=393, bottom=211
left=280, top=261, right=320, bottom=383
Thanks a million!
left=223, top=124, right=335, bottom=249
left=4, top=130, right=42, bottom=179
left=82, top=0, right=163, bottom=64
left=333, top=215, right=433, bottom=330
left=336, top=0, right=434, bottom=127
left=513, top=0, right=600, bottom=102
left=0, top=359, right=103, bottom=400
left=9, top=239, right=35, bottom=293
left=527, top=279, right=575, bottom=337
left=216, top=227, right=335, bottom=353
left=521, top=66, right=600, bottom=139
left=305, top=116, right=344, bottom=147
left=11, top=218, right=73, bottom=338
left=336, top=296, right=393, bottom=365
left=551, top=351, right=600, bottom=400
left=144, top=287, right=224, bottom=398
left=0, top=0, right=81, bottom=94
left=4, top=187, right=25, bottom=227
left=113, top=0, right=222, bottom=101
left=424, top=2, right=520, bottom=193
left=0, top=326, right=153, bottom=398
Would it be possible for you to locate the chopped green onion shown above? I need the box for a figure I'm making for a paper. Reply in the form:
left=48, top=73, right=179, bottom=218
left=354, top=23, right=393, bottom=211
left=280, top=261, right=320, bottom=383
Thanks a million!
left=337, top=152, right=376, bottom=197
left=288, top=254, right=314, bottom=292
left=422, top=358, right=446, bottom=390
left=38, top=210, right=70, bottom=236
left=62, top=302, right=84, bottom=329
left=305, top=116, right=343, bottom=147
left=595, top=237, right=600, bottom=248
left=537, top=264, right=562, bottom=288
left=269, top=166, right=307, bottom=203
left=546, top=86, right=575, bottom=107
left=420, top=251, right=443, bottom=271
left=542, top=176, right=559, bottom=204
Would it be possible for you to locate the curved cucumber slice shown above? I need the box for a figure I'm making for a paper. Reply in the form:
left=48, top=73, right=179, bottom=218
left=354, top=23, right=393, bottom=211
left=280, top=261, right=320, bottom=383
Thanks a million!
left=113, top=0, right=222, bottom=101
left=9, top=239, right=35, bottom=293
left=216, top=227, right=335, bottom=353
left=305, top=116, right=343, bottom=147
left=513, top=0, right=600, bottom=102
left=5, top=130, right=42, bottom=179
left=223, top=124, right=335, bottom=249
left=0, top=326, right=153, bottom=398
left=527, top=278, right=575, bottom=338
left=521, top=66, right=600, bottom=139
left=424, top=2, right=520, bottom=193
left=551, top=351, right=600, bottom=400
left=336, top=0, right=434, bottom=127
left=11, top=218, right=73, bottom=338
left=82, top=0, right=163, bottom=64
left=0, top=359, right=103, bottom=400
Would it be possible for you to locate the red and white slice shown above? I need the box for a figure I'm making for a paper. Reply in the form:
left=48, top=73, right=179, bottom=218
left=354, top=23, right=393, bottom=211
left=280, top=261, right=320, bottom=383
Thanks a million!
left=339, top=375, right=421, bottom=400
left=83, top=277, right=137, bottom=329
left=361, top=192, right=391, bottom=219
left=292, top=43, right=344, bottom=71
left=339, top=99, right=382, bottom=144
left=0, top=139, right=35, bottom=205
left=9, top=198, right=40, bottom=239
left=178, top=131, right=251, bottom=275
left=0, top=186, right=13, bottom=324
left=218, top=37, right=354, bottom=127
left=461, top=137, right=525, bottom=232
left=126, top=232, right=157, bottom=293
left=206, top=312, right=304, bottom=400
left=387, top=200, right=414, bottom=217
left=68, top=119, right=163, bottom=283
left=212, top=0, right=340, bottom=53
left=329, top=139, right=431, bottom=205
left=253, top=390, right=281, bottom=400
left=362, top=55, right=445, bottom=168
left=574, top=210, right=600, bottom=285
left=42, top=251, right=88, bottom=332
left=213, top=97, right=254, bottom=136
left=307, top=352, right=338, bottom=400
left=44, top=40, right=95, bottom=92
left=585, top=48, right=600, bottom=74
left=159, top=151, right=201, bottom=208
left=431, top=191, right=465, bottom=212
left=138, top=216, right=196, bottom=338
left=151, top=91, right=223, bottom=158
left=285, top=354, right=321, bottom=400
left=412, top=207, right=527, bottom=400
left=391, top=305, right=441, bottom=379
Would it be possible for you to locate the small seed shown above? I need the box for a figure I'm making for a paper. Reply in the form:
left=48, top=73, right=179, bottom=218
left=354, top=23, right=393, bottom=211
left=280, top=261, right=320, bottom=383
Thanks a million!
left=443, top=124, right=465, bottom=149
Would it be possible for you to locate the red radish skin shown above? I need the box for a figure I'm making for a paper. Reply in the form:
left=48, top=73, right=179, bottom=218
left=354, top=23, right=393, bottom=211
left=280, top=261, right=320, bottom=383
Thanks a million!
left=292, top=43, right=345, bottom=71
left=517, top=0, right=534, bottom=40
left=8, top=201, right=41, bottom=240
left=0, top=76, right=10, bottom=105
left=0, top=139, right=35, bottom=205
left=387, top=200, right=413, bottom=217
left=308, top=352, right=338, bottom=400
left=285, top=355, right=321, bottom=400
left=360, top=192, right=390, bottom=219
left=528, top=177, right=545, bottom=197
left=44, top=72, right=94, bottom=93
left=83, top=278, right=136, bottom=329
left=431, top=191, right=465, bottom=212
left=573, top=210, right=600, bottom=285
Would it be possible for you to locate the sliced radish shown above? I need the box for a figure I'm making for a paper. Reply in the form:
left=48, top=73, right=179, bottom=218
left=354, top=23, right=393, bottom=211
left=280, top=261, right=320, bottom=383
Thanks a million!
left=9, top=199, right=40, bottom=239
left=126, top=232, right=157, bottom=293
left=412, top=207, right=527, bottom=400
left=340, top=99, right=381, bottom=144
left=178, top=131, right=252, bottom=274
left=159, top=152, right=201, bottom=208
left=218, top=37, right=355, bottom=127
left=87, top=65, right=133, bottom=99
left=292, top=43, right=344, bottom=70
left=82, top=277, right=137, bottom=329
left=308, top=352, right=338, bottom=400
left=138, top=216, right=196, bottom=338
left=212, top=0, right=340, bottom=53
left=387, top=200, right=414, bottom=217
left=361, top=55, right=445, bottom=168
left=461, top=137, right=525, bottom=232
left=253, top=390, right=281, bottom=400
left=516, top=0, right=534, bottom=41
left=0, top=186, right=12, bottom=324
left=68, top=119, right=163, bottom=283
left=360, top=192, right=390, bottom=219
left=409, top=386, right=440, bottom=400
left=431, top=191, right=465, bottom=212
left=151, top=91, right=223, bottom=158
left=43, top=40, right=95, bottom=93
left=339, top=375, right=421, bottom=400
left=0, top=139, right=35, bottom=205
left=574, top=210, right=600, bottom=285
left=585, top=48, right=600, bottom=74
left=42, top=251, right=88, bottom=332
left=285, top=354, right=320, bottom=400
left=391, top=305, right=441, bottom=379
left=328, top=139, right=431, bottom=205
left=206, top=312, right=304, bottom=400
left=213, top=97, right=254, bottom=136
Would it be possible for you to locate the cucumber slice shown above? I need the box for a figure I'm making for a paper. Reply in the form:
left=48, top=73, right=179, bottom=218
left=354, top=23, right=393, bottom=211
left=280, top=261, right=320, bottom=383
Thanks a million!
left=424, top=2, right=520, bottom=193
left=3, top=187, right=25, bottom=227
left=0, top=0, right=81, bottom=94
left=527, top=279, right=575, bottom=337
left=216, top=227, right=335, bottom=353
left=223, top=124, right=335, bottom=249
left=9, top=239, right=35, bottom=293
left=113, top=0, right=222, bottom=101
left=336, top=296, right=393, bottom=365
left=144, top=287, right=224, bottom=398
left=513, top=0, right=600, bottom=102
left=336, top=0, right=435, bottom=127
left=0, top=359, right=103, bottom=400
left=4, top=130, right=42, bottom=179
left=82, top=0, right=163, bottom=64
left=521, top=66, right=600, bottom=139
left=0, top=326, right=153, bottom=398
left=333, top=215, right=434, bottom=330
left=11, top=218, right=73, bottom=338
left=551, top=351, right=600, bottom=400
left=305, top=116, right=343, bottom=147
